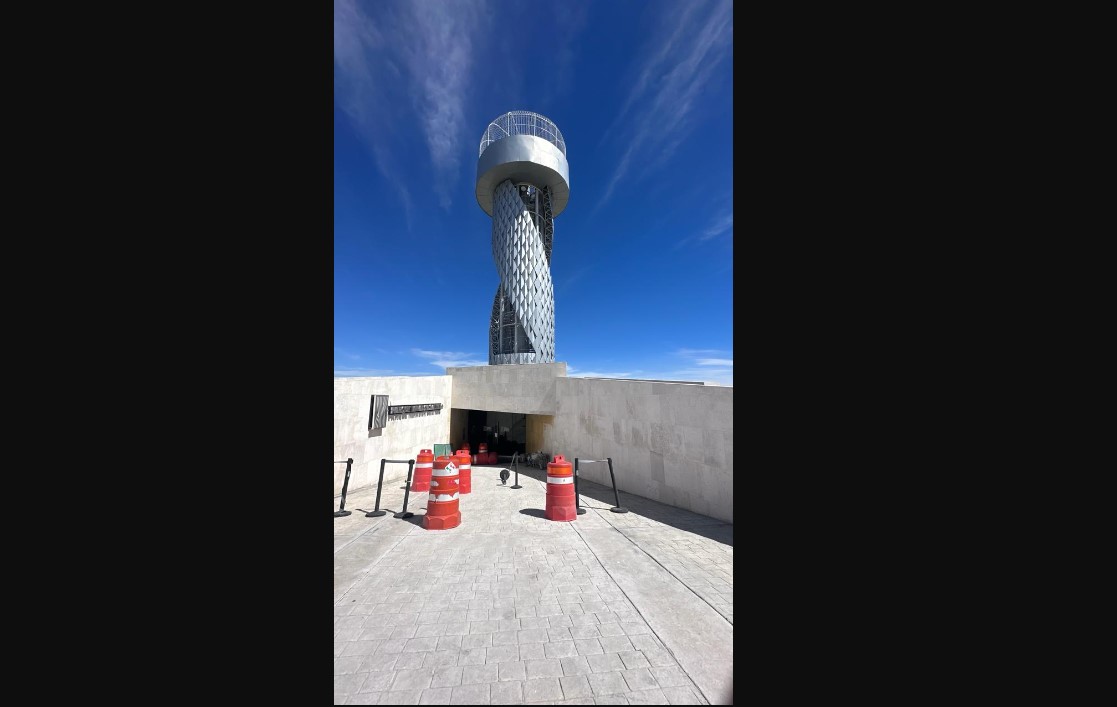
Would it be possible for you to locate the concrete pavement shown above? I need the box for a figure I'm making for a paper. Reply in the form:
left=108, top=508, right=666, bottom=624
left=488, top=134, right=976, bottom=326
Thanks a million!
left=334, top=462, right=734, bottom=705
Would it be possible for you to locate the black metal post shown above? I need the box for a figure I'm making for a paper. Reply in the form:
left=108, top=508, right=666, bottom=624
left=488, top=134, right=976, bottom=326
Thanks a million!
left=511, top=452, right=522, bottom=489
left=366, top=459, right=388, bottom=517
left=573, top=457, right=585, bottom=514
left=394, top=460, right=415, bottom=518
left=606, top=457, right=628, bottom=513
left=334, top=458, right=354, bottom=517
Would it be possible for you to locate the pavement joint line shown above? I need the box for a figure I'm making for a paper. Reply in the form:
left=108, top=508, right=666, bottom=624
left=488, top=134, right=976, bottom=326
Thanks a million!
left=568, top=520, right=714, bottom=706
left=515, top=469, right=732, bottom=627
left=590, top=505, right=733, bottom=626
left=334, top=521, right=414, bottom=605
left=333, top=512, right=390, bottom=555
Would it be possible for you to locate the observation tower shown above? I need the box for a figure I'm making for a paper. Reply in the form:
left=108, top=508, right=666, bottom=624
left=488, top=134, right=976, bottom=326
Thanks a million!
left=476, top=111, right=570, bottom=365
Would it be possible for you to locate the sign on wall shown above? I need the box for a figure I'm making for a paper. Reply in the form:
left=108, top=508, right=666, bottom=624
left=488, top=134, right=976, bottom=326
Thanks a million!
left=369, top=395, right=443, bottom=430
left=388, top=403, right=443, bottom=415
left=369, top=395, right=389, bottom=430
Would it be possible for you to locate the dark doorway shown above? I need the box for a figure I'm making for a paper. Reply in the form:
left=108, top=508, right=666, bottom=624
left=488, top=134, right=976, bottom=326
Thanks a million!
left=465, top=409, right=527, bottom=457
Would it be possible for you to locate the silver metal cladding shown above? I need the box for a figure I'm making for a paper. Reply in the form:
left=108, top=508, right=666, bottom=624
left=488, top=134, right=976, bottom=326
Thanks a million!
left=476, top=111, right=568, bottom=367
left=488, top=180, right=555, bottom=364
left=475, top=135, right=570, bottom=218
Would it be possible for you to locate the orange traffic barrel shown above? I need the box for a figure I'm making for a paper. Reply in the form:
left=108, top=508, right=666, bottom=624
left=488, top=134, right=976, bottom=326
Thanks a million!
left=454, top=448, right=472, bottom=494
left=412, top=449, right=434, bottom=492
left=479, top=443, right=488, bottom=455
left=424, top=456, right=461, bottom=530
left=545, top=454, right=576, bottom=521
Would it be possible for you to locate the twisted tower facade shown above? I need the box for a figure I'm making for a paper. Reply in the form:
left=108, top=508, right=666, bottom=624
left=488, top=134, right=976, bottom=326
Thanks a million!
left=476, top=111, right=570, bottom=365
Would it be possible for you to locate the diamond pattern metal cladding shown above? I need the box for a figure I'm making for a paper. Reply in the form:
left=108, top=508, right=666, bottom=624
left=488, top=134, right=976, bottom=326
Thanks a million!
left=490, top=179, right=554, bottom=363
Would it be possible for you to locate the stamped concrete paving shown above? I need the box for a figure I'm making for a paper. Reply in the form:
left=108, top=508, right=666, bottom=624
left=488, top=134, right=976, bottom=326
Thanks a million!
left=334, top=463, right=733, bottom=705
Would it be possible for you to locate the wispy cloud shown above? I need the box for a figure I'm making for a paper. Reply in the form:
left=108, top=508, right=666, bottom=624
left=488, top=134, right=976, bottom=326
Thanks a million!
left=538, top=4, right=589, bottom=110
left=334, top=0, right=483, bottom=214
left=556, top=265, right=595, bottom=294
left=594, top=1, right=732, bottom=211
left=701, top=212, right=733, bottom=241
left=334, top=368, right=443, bottom=378
left=674, top=210, right=733, bottom=250
left=334, top=347, right=362, bottom=361
left=675, top=348, right=727, bottom=357
left=334, top=0, right=414, bottom=227
left=570, top=367, right=731, bottom=386
left=411, top=348, right=487, bottom=369
left=674, top=347, right=733, bottom=386
left=567, top=354, right=732, bottom=386
left=696, top=358, right=733, bottom=366
left=401, top=0, right=482, bottom=209
left=568, top=371, right=639, bottom=379
left=673, top=369, right=733, bottom=386
left=596, top=2, right=705, bottom=149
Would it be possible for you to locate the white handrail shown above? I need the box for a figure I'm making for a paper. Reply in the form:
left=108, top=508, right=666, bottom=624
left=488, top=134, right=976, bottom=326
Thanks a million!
left=479, top=110, right=566, bottom=158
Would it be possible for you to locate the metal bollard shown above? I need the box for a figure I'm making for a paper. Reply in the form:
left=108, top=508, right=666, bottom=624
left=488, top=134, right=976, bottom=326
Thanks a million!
left=573, top=457, right=586, bottom=514
left=394, top=460, right=415, bottom=519
left=334, top=458, right=354, bottom=517
left=366, top=459, right=389, bottom=517
left=606, top=457, right=628, bottom=513
left=511, top=452, right=522, bottom=489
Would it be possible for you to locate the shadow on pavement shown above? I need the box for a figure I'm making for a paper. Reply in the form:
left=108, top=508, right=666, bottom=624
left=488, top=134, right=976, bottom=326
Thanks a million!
left=502, top=464, right=733, bottom=547
left=352, top=503, right=427, bottom=517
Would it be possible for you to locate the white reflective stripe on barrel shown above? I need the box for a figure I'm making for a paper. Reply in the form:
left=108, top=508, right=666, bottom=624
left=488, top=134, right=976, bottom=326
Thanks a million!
left=460, top=464, right=471, bottom=469
left=415, top=462, right=433, bottom=468
left=433, top=463, right=458, bottom=476
left=430, top=493, right=460, bottom=502
left=547, top=476, right=574, bottom=484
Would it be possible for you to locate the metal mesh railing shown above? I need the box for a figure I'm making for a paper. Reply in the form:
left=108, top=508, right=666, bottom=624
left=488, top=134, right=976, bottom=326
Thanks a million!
left=479, top=111, right=566, bottom=158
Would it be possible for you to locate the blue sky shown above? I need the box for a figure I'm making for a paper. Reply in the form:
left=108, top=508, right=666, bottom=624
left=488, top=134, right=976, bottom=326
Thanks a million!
left=334, top=0, right=733, bottom=386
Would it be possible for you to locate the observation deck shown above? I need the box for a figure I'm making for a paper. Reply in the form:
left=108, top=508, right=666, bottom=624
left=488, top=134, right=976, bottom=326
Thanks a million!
left=476, top=111, right=570, bottom=217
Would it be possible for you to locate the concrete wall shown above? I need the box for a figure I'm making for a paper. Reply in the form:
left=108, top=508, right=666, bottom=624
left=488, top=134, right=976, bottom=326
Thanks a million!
left=334, top=365, right=732, bottom=522
left=446, top=362, right=566, bottom=414
left=333, top=376, right=452, bottom=496
left=540, top=377, right=734, bottom=523
left=449, top=408, right=468, bottom=451
left=526, top=414, right=552, bottom=453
